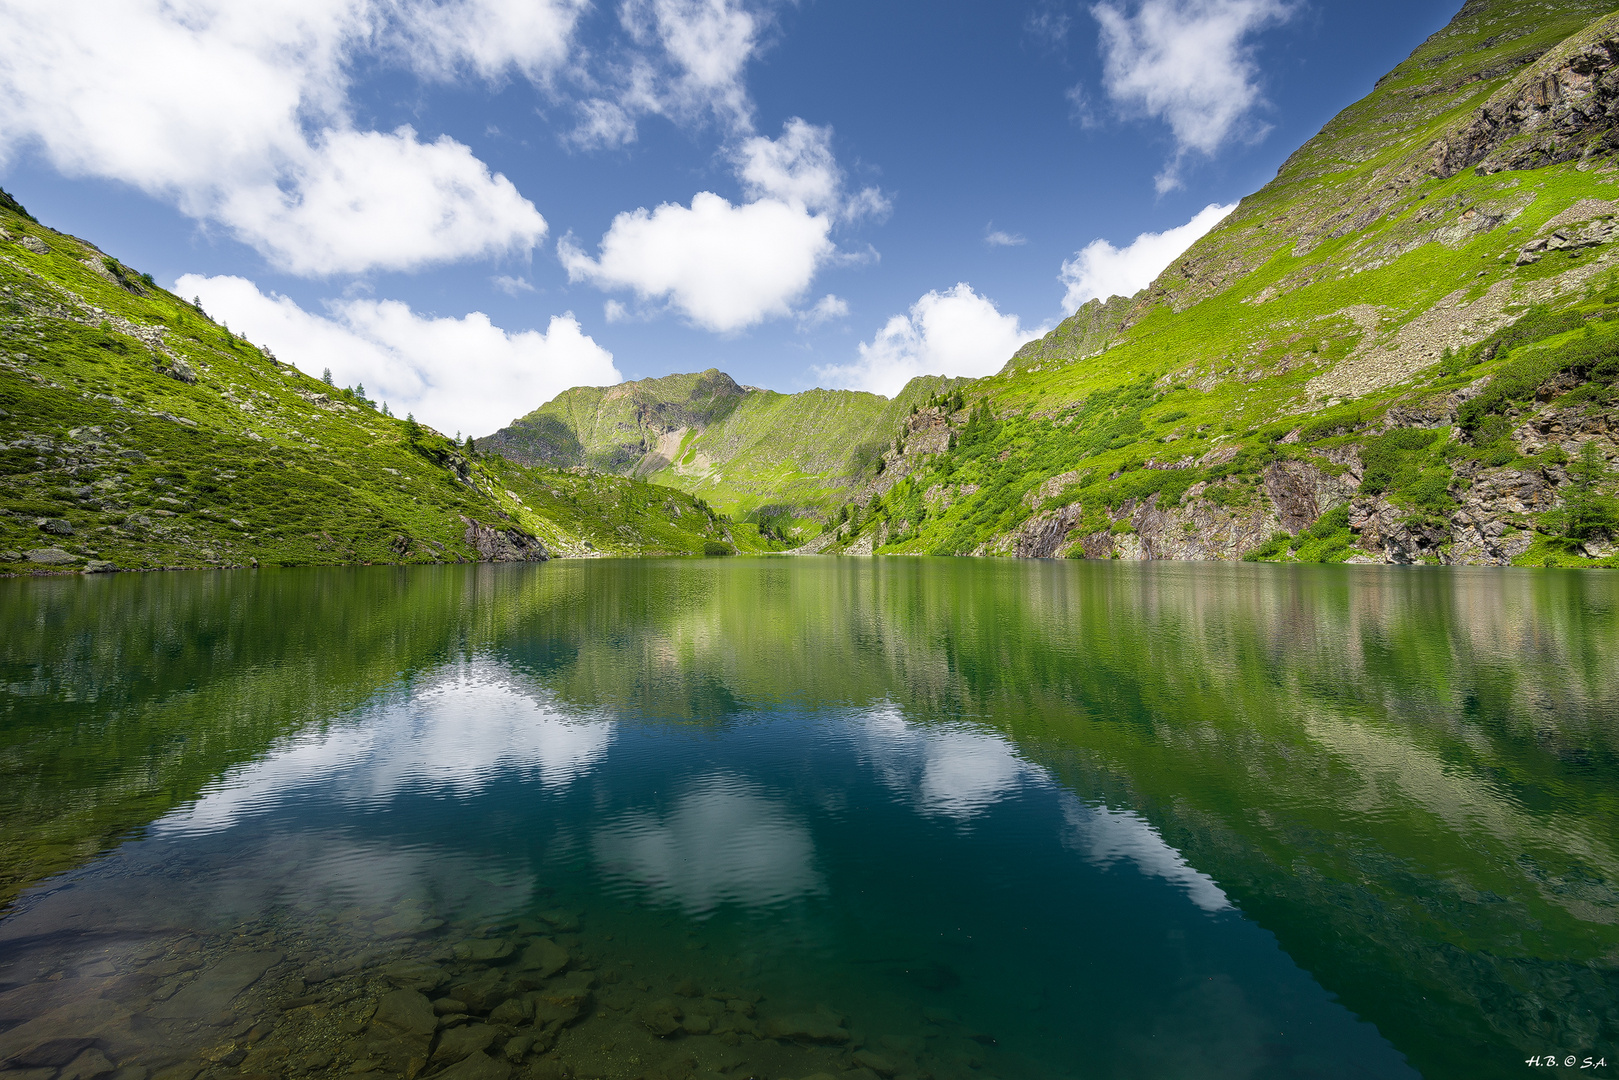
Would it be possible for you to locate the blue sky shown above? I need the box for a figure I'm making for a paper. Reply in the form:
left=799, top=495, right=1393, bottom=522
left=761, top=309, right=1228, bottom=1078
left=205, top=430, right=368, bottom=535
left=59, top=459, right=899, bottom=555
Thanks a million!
left=0, top=0, right=1458, bottom=435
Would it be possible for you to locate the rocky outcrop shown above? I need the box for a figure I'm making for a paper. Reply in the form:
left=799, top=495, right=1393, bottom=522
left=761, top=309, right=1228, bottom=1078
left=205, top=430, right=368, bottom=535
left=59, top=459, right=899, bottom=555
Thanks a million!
left=1345, top=498, right=1451, bottom=563
left=1262, top=459, right=1359, bottom=532
left=1003, top=294, right=1138, bottom=372
left=460, top=518, right=548, bottom=562
left=1428, top=14, right=1619, bottom=177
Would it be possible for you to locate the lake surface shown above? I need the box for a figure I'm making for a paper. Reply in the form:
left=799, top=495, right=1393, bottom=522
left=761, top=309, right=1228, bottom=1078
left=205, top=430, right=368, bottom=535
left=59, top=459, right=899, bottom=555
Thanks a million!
left=1, top=559, right=1615, bottom=1080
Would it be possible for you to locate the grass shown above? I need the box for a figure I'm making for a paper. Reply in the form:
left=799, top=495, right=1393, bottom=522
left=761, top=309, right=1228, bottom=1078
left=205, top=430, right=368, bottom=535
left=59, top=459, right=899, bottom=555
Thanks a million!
left=0, top=203, right=745, bottom=573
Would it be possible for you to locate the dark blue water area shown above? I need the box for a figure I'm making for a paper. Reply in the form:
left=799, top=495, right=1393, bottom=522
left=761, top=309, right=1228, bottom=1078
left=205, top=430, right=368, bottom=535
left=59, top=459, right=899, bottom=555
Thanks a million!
left=5, top=655, right=1418, bottom=1080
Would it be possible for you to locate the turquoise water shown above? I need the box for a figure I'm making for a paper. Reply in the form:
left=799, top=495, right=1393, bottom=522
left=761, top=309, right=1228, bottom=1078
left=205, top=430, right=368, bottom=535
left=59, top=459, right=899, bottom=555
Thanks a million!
left=0, top=559, right=1615, bottom=1080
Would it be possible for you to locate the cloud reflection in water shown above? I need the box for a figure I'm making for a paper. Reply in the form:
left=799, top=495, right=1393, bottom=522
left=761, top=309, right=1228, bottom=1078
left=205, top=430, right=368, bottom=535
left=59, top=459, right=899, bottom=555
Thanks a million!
left=594, top=773, right=824, bottom=917
left=858, top=703, right=1041, bottom=820
left=154, top=661, right=613, bottom=835
left=1063, top=799, right=1233, bottom=913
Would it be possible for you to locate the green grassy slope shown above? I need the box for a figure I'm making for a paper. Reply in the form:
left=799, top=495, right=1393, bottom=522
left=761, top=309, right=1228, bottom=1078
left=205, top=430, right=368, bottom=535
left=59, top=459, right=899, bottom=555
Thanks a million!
left=482, top=367, right=963, bottom=529
left=817, top=0, right=1619, bottom=567
left=0, top=200, right=748, bottom=573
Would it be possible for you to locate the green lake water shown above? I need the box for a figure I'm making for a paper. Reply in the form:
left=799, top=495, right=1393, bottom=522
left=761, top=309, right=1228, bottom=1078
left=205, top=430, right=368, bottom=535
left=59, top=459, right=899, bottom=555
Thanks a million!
left=0, top=558, right=1615, bottom=1080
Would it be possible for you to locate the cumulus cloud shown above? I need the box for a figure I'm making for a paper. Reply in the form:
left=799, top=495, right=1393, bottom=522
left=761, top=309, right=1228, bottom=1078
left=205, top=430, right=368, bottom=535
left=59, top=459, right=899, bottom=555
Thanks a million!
left=1059, top=202, right=1235, bottom=310
left=561, top=119, right=878, bottom=332
left=735, top=117, right=886, bottom=219
left=1091, top=0, right=1291, bottom=191
left=179, top=273, right=620, bottom=435
left=817, top=284, right=1042, bottom=397
left=567, top=0, right=764, bottom=147
left=560, top=194, right=831, bottom=333
left=797, top=294, right=849, bottom=330
left=0, top=0, right=571, bottom=274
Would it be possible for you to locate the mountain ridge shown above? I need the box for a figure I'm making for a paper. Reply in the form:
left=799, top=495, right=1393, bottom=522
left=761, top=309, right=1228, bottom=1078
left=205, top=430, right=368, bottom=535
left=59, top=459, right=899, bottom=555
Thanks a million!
left=7, top=0, right=1619, bottom=571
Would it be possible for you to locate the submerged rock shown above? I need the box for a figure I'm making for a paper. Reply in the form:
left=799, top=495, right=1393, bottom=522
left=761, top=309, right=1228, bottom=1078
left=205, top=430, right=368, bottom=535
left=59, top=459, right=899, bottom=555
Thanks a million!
left=433, top=1051, right=511, bottom=1080
left=640, top=999, right=684, bottom=1037
left=148, top=951, right=281, bottom=1019
left=763, top=1013, right=851, bottom=1045
left=516, top=939, right=570, bottom=978
left=431, top=1023, right=497, bottom=1066
left=452, top=938, right=515, bottom=964
left=381, top=960, right=448, bottom=993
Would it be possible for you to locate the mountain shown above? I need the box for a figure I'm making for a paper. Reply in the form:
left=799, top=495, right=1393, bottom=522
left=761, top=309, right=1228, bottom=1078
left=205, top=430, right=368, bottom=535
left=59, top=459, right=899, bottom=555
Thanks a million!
left=9, top=0, right=1619, bottom=573
left=800, top=0, right=1619, bottom=567
left=0, top=200, right=758, bottom=574
left=479, top=368, right=964, bottom=531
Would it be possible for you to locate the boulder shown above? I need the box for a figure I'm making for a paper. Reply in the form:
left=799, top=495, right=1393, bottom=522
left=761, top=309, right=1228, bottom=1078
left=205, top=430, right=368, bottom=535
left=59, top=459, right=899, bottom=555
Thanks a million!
left=762, top=1013, right=850, bottom=1045
left=516, top=939, right=569, bottom=978
left=433, top=1051, right=511, bottom=1080
left=25, top=547, right=78, bottom=565
left=640, top=999, right=683, bottom=1038
left=148, top=951, right=281, bottom=1019
left=431, top=1023, right=497, bottom=1066
left=371, top=989, right=437, bottom=1039
left=380, top=961, right=448, bottom=993
left=452, top=938, right=514, bottom=964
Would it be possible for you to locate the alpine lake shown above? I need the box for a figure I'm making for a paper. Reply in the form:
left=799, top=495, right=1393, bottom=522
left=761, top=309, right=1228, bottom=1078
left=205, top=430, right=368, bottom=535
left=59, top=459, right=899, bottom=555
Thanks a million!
left=1, top=558, right=1615, bottom=1080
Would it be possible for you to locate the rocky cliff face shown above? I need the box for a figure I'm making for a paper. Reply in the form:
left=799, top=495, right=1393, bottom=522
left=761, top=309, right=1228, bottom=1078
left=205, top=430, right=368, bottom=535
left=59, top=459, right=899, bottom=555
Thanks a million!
left=1428, top=12, right=1619, bottom=178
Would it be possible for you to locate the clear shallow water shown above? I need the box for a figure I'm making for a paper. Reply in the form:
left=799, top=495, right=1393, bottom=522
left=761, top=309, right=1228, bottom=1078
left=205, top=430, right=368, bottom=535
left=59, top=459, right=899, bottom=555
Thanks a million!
left=0, top=559, right=1615, bottom=1080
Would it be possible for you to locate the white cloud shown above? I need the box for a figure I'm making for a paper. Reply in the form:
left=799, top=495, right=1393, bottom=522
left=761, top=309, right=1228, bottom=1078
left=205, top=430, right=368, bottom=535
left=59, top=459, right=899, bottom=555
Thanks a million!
left=179, top=273, right=621, bottom=435
left=1059, top=201, right=1235, bottom=309
left=985, top=228, right=1027, bottom=247
left=492, top=274, right=536, bottom=296
left=797, top=294, right=849, bottom=330
left=561, top=119, right=877, bottom=333
left=393, top=0, right=588, bottom=82
left=818, top=284, right=1043, bottom=398
left=605, top=0, right=763, bottom=137
left=0, top=0, right=569, bottom=275
left=735, top=118, right=885, bottom=220
left=219, top=126, right=547, bottom=276
left=560, top=194, right=832, bottom=333
left=1091, top=0, right=1290, bottom=191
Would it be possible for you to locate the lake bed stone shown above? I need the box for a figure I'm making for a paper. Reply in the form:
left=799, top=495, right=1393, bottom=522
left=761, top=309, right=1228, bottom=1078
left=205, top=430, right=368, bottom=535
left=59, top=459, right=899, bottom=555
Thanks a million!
left=381, top=960, right=447, bottom=993
left=516, top=939, right=570, bottom=978
left=763, top=1014, right=850, bottom=1045
left=431, top=1023, right=497, bottom=1066
left=147, top=952, right=281, bottom=1019
left=452, top=939, right=514, bottom=964
left=433, top=1050, right=511, bottom=1080
left=639, top=999, right=683, bottom=1037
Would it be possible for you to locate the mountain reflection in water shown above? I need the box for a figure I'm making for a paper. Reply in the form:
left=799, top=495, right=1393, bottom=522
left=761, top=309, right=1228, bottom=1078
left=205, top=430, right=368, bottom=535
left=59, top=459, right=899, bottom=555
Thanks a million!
left=0, top=559, right=1614, bottom=1080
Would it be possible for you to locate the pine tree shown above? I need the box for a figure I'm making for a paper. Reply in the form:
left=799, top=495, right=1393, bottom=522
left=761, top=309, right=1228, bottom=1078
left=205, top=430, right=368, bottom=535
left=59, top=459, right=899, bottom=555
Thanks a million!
left=1565, top=440, right=1618, bottom=539
left=322, top=367, right=334, bottom=387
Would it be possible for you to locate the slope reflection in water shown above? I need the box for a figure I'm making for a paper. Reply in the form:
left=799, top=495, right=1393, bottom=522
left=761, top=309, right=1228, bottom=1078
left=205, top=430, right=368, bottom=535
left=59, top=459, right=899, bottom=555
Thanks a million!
left=0, top=558, right=1613, bottom=1080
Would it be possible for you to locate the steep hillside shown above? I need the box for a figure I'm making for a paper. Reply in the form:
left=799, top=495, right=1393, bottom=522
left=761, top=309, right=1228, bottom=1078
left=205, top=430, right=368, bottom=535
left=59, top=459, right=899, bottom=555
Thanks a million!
left=0, top=197, right=752, bottom=574
left=481, top=368, right=963, bottom=526
left=814, top=0, right=1619, bottom=568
